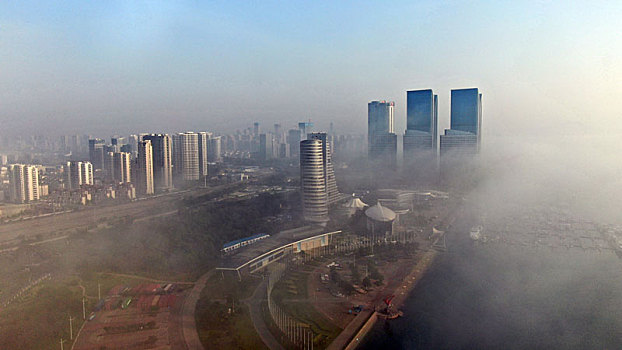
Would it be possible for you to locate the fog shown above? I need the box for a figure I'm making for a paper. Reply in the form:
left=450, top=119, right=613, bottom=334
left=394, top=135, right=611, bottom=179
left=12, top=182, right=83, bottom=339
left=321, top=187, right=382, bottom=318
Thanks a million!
left=358, top=131, right=622, bottom=349
left=477, top=133, right=622, bottom=224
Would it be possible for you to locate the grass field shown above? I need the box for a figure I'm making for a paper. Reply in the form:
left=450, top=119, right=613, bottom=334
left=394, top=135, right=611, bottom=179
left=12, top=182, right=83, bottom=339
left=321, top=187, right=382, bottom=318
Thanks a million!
left=0, top=189, right=288, bottom=349
left=0, top=274, right=160, bottom=350
left=195, top=274, right=267, bottom=350
left=270, top=262, right=342, bottom=349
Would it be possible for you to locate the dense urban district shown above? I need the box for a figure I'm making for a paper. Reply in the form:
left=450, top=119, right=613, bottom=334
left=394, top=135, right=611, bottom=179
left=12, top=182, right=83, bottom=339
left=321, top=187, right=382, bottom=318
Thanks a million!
left=1, top=88, right=621, bottom=350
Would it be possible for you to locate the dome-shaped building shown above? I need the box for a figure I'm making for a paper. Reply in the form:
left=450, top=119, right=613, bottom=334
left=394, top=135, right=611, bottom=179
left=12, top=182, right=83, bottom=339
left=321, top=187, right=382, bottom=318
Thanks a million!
left=365, top=202, right=396, bottom=236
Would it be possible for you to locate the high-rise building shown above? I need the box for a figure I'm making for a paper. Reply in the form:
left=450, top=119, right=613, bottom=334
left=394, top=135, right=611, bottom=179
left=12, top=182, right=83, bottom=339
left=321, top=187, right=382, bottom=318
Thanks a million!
left=368, top=100, right=397, bottom=168
left=439, top=129, right=479, bottom=156
left=300, top=139, right=329, bottom=224
left=113, top=152, right=131, bottom=183
left=307, top=133, right=339, bottom=204
left=298, top=121, right=313, bottom=141
left=450, top=88, right=482, bottom=137
left=278, top=143, right=290, bottom=158
left=120, top=144, right=132, bottom=154
left=440, top=88, right=482, bottom=184
left=110, top=136, right=126, bottom=153
left=253, top=122, right=260, bottom=136
left=259, top=134, right=274, bottom=161
left=287, top=129, right=301, bottom=158
left=142, top=134, right=173, bottom=191
left=173, top=132, right=199, bottom=181
left=273, top=124, right=282, bottom=141
left=372, top=133, right=398, bottom=169
left=222, top=134, right=235, bottom=154
left=404, top=89, right=438, bottom=151
left=103, top=151, right=115, bottom=181
left=368, top=100, right=394, bottom=140
left=88, top=139, right=105, bottom=170
left=8, top=164, right=39, bottom=203
left=83, top=162, right=93, bottom=186
left=65, top=161, right=80, bottom=190
left=208, top=136, right=222, bottom=163
left=299, top=132, right=340, bottom=224
left=136, top=140, right=154, bottom=195
left=197, top=132, right=211, bottom=178
left=441, top=88, right=482, bottom=156
left=402, top=89, right=438, bottom=179
left=127, top=134, right=139, bottom=158
left=66, top=161, right=94, bottom=188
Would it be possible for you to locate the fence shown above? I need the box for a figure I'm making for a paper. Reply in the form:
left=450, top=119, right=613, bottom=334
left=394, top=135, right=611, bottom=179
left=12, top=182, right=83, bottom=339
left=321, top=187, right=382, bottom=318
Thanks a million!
left=267, top=262, right=315, bottom=350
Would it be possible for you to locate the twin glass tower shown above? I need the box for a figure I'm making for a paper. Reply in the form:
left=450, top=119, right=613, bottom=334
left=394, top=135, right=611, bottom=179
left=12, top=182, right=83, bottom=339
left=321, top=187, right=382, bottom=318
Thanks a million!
left=368, top=101, right=397, bottom=168
left=368, top=88, right=482, bottom=176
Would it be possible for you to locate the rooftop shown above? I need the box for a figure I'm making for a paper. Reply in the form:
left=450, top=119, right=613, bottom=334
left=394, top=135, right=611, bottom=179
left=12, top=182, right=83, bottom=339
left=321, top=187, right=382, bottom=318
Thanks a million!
left=365, top=202, right=396, bottom=222
left=343, top=195, right=368, bottom=209
left=217, top=226, right=337, bottom=270
left=223, top=233, right=269, bottom=249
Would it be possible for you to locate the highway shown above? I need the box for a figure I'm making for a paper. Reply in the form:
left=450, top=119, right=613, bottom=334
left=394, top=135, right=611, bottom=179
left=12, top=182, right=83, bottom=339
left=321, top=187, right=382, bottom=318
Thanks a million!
left=0, top=185, right=230, bottom=246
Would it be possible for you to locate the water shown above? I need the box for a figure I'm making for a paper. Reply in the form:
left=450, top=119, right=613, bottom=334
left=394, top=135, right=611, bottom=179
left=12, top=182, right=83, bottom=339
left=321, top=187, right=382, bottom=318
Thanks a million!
left=360, top=214, right=622, bottom=349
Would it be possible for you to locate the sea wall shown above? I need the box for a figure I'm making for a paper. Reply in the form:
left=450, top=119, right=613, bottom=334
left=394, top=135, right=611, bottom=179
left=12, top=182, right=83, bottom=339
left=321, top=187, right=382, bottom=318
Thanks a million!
left=344, top=311, right=378, bottom=350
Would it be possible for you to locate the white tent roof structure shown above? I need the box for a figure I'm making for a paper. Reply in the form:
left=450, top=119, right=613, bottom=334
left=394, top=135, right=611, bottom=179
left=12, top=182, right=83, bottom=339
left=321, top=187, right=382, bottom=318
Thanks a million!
left=343, top=195, right=368, bottom=209
left=365, top=202, right=396, bottom=222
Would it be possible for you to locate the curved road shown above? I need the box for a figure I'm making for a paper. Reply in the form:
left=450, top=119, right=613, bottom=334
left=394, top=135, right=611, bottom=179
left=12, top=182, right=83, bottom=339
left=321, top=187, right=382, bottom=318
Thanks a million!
left=181, top=270, right=214, bottom=350
left=245, top=277, right=285, bottom=350
left=181, top=270, right=284, bottom=350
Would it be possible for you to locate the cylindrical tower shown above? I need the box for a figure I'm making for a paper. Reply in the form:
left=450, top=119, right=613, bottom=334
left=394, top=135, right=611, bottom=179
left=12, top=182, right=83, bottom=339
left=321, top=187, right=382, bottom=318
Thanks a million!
left=300, top=139, right=329, bottom=225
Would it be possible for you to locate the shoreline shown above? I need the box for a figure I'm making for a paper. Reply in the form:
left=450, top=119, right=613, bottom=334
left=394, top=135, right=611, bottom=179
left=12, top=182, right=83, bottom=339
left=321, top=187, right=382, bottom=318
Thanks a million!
left=339, top=248, right=439, bottom=350
left=388, top=249, right=438, bottom=311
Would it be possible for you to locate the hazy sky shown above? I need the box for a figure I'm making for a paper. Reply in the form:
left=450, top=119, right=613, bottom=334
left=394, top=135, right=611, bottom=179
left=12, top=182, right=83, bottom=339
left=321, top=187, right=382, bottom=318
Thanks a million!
left=1, top=1, right=620, bottom=137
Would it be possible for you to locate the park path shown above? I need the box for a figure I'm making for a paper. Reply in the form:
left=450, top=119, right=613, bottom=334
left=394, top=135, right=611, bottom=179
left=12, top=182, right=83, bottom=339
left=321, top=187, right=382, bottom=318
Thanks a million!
left=245, top=277, right=285, bottom=350
left=180, top=270, right=214, bottom=350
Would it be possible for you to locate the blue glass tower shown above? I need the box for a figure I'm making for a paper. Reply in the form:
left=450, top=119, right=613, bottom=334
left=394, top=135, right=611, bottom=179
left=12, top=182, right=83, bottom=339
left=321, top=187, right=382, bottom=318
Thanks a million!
left=450, top=88, right=482, bottom=137
left=368, top=101, right=394, bottom=137
left=406, top=89, right=437, bottom=149
left=368, top=100, right=396, bottom=168
left=440, top=88, right=482, bottom=158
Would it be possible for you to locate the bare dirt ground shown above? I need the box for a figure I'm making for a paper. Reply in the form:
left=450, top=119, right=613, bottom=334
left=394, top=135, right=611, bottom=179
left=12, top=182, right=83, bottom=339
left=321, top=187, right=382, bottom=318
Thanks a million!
left=72, top=284, right=189, bottom=350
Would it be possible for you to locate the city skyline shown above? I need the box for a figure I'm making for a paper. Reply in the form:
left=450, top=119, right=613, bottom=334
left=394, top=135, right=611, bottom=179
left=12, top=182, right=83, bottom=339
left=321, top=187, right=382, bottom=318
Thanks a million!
left=1, top=1, right=620, bottom=137
left=1, top=3, right=621, bottom=350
